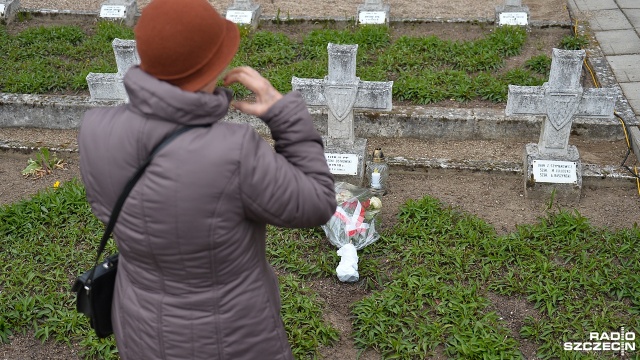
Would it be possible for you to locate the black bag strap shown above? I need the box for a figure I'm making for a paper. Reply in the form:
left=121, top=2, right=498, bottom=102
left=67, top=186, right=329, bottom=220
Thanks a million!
left=86, top=125, right=205, bottom=286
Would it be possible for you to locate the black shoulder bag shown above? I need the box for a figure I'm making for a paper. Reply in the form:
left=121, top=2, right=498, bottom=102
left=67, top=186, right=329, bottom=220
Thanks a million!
left=72, top=126, right=202, bottom=338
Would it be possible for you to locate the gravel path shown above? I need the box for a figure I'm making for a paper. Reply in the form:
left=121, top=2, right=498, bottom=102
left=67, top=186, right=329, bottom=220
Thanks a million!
left=20, top=0, right=569, bottom=23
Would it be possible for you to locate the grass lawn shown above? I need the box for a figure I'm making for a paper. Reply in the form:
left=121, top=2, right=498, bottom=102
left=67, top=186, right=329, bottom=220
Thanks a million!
left=0, top=19, right=575, bottom=104
left=1, top=180, right=638, bottom=359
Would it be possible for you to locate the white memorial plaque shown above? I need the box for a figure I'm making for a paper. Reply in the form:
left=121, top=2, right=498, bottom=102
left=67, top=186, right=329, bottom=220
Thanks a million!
left=225, top=10, right=253, bottom=24
left=325, top=153, right=359, bottom=175
left=532, top=160, right=577, bottom=184
left=0, top=4, right=6, bottom=16
left=100, top=5, right=127, bottom=18
left=499, top=12, right=528, bottom=26
left=358, top=11, right=386, bottom=24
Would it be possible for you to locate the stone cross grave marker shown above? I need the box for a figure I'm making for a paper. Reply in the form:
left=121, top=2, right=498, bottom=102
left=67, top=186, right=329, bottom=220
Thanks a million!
left=225, top=0, right=261, bottom=28
left=99, top=0, right=137, bottom=26
left=506, top=48, right=616, bottom=202
left=0, top=0, right=20, bottom=23
left=495, top=0, right=529, bottom=26
left=292, top=43, right=393, bottom=185
left=87, top=39, right=139, bottom=102
left=357, top=0, right=390, bottom=25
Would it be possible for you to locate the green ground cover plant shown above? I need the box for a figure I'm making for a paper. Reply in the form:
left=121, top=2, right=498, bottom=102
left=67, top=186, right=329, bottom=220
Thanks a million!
left=559, top=33, right=590, bottom=51
left=351, top=197, right=640, bottom=359
left=1, top=180, right=639, bottom=359
left=0, top=21, right=134, bottom=94
left=0, top=19, right=558, bottom=103
left=0, top=180, right=338, bottom=359
left=22, top=148, right=67, bottom=178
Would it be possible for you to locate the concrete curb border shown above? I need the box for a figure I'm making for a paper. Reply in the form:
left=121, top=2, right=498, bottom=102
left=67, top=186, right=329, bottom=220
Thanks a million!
left=385, top=156, right=636, bottom=180
left=1, top=141, right=634, bottom=181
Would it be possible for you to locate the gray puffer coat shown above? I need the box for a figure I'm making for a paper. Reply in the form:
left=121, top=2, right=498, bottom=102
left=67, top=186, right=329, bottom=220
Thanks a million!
left=78, top=66, right=336, bottom=360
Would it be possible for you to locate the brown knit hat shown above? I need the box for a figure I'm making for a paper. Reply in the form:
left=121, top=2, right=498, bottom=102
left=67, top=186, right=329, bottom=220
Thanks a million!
left=134, top=0, right=240, bottom=92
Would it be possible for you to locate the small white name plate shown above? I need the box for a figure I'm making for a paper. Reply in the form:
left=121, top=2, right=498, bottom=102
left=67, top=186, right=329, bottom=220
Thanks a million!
left=532, top=160, right=577, bottom=184
left=358, top=11, right=386, bottom=24
left=226, top=10, right=253, bottom=24
left=325, top=153, right=359, bottom=175
left=499, top=12, right=528, bottom=26
left=0, top=4, right=6, bottom=16
left=100, top=5, right=127, bottom=18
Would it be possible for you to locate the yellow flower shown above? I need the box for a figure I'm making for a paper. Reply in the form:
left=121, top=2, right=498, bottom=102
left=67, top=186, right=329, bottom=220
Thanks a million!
left=53, top=181, right=60, bottom=188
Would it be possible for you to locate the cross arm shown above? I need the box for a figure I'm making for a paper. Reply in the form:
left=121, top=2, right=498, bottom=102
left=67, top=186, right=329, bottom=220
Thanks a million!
left=291, top=77, right=326, bottom=107
left=576, top=88, right=616, bottom=118
left=353, top=80, right=393, bottom=111
left=112, top=39, right=139, bottom=76
left=505, top=85, right=545, bottom=116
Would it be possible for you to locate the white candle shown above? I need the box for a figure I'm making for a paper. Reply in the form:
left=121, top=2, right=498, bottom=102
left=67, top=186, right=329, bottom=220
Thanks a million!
left=371, top=171, right=381, bottom=189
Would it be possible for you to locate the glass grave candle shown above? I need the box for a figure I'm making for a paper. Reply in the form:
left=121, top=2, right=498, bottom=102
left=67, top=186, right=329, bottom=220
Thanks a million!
left=366, top=148, right=388, bottom=195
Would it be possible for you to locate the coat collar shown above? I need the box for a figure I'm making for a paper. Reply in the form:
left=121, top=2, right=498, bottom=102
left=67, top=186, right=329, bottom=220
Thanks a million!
left=124, top=66, right=233, bottom=126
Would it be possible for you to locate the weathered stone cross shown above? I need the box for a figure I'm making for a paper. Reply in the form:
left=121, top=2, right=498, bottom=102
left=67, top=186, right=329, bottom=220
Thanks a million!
left=357, top=0, right=390, bottom=25
left=99, top=0, right=137, bottom=26
left=225, top=0, right=261, bottom=28
left=506, top=48, right=616, bottom=156
left=292, top=43, right=393, bottom=144
left=232, top=0, right=254, bottom=8
left=495, top=0, right=529, bottom=26
left=362, top=0, right=382, bottom=6
left=86, top=39, right=139, bottom=102
left=0, top=0, right=19, bottom=23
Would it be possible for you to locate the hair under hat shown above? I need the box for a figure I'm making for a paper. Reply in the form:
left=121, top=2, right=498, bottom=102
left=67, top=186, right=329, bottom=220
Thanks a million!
left=134, top=0, right=240, bottom=92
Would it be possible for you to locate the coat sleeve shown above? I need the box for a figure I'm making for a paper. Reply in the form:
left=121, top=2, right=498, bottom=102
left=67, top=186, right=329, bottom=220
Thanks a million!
left=238, top=91, right=336, bottom=228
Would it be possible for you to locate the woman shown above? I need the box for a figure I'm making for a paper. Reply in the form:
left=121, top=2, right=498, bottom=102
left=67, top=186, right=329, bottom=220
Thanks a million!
left=78, top=0, right=336, bottom=358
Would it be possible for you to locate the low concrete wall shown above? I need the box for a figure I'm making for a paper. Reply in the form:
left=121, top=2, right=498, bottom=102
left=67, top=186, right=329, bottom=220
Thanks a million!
left=1, top=93, right=633, bottom=141
left=0, top=93, right=117, bottom=128
left=352, top=106, right=629, bottom=141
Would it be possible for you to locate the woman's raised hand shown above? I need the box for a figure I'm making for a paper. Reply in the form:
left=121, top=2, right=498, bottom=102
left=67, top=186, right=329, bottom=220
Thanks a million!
left=223, top=67, right=283, bottom=117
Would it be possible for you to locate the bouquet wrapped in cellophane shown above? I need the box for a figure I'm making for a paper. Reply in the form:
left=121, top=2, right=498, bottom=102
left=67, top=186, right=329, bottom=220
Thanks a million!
left=322, top=182, right=382, bottom=282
